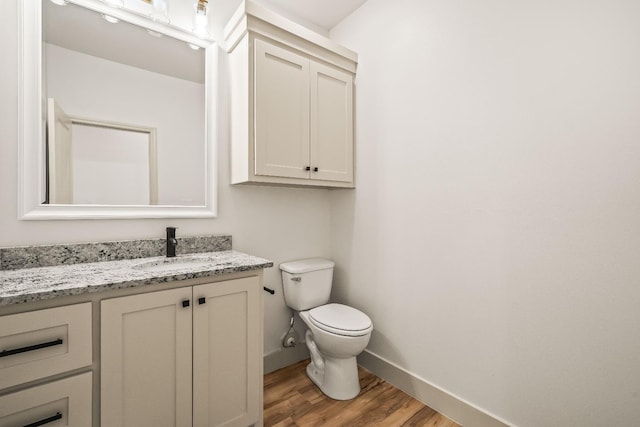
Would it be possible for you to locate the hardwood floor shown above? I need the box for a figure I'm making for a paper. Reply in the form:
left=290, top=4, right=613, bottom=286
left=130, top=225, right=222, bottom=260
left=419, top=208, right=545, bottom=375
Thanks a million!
left=264, top=360, right=461, bottom=427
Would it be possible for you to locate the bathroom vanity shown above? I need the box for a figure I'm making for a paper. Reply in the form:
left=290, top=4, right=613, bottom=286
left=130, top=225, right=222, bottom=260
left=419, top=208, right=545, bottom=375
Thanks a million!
left=0, top=236, right=273, bottom=427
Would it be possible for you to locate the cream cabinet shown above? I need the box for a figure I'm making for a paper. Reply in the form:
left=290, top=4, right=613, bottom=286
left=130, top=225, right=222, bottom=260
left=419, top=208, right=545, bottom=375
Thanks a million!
left=0, top=372, right=92, bottom=427
left=101, top=276, right=262, bottom=427
left=226, top=1, right=357, bottom=188
left=0, top=303, right=92, bottom=390
left=0, top=303, right=93, bottom=426
left=253, top=40, right=354, bottom=184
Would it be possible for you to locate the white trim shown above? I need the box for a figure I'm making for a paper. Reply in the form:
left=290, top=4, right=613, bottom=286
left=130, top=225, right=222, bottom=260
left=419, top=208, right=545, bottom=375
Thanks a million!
left=18, top=0, right=218, bottom=220
left=68, top=116, right=155, bottom=135
left=223, top=0, right=358, bottom=63
left=358, top=350, right=514, bottom=427
left=20, top=205, right=217, bottom=220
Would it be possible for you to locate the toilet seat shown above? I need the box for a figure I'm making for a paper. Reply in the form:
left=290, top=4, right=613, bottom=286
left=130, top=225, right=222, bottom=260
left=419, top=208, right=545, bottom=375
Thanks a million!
left=308, top=303, right=372, bottom=337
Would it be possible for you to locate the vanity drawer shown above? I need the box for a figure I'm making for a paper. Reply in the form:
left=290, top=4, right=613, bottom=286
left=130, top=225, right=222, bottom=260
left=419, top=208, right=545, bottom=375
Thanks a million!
left=0, top=372, right=92, bottom=427
left=0, top=303, right=92, bottom=390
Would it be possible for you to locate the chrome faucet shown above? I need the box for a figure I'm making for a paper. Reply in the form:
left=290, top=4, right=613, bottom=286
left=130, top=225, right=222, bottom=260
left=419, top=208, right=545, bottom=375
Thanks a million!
left=166, top=227, right=178, bottom=257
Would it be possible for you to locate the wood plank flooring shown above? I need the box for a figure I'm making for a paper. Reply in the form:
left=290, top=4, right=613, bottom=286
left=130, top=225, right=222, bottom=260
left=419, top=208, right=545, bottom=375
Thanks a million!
left=264, top=359, right=461, bottom=427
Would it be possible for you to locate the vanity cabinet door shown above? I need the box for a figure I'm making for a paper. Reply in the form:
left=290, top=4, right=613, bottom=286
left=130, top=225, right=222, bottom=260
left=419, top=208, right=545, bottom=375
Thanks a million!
left=101, top=287, right=193, bottom=427
left=193, top=277, right=262, bottom=427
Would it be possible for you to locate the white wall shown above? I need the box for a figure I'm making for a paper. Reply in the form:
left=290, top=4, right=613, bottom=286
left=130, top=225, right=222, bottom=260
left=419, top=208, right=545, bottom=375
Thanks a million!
left=0, top=0, right=330, bottom=360
left=330, top=0, right=640, bottom=426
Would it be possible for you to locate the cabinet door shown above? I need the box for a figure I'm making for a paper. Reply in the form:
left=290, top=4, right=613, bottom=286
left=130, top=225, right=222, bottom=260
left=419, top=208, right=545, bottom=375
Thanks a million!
left=193, top=277, right=262, bottom=427
left=254, top=39, right=310, bottom=179
left=101, top=288, right=193, bottom=427
left=310, top=61, right=354, bottom=183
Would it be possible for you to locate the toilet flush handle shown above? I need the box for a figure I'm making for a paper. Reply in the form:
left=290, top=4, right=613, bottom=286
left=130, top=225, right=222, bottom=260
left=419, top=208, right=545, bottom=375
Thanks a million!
left=291, top=277, right=302, bottom=282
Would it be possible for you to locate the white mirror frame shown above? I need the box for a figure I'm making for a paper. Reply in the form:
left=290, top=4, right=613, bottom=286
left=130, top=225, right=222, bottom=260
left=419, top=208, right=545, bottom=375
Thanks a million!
left=18, top=0, right=218, bottom=220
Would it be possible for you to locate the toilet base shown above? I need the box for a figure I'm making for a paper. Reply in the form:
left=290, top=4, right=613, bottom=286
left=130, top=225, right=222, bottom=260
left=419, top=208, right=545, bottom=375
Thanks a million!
left=306, top=356, right=361, bottom=400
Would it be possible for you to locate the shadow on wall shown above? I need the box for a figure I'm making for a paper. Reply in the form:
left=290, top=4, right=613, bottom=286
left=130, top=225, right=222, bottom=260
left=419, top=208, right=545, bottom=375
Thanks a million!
left=356, top=328, right=409, bottom=383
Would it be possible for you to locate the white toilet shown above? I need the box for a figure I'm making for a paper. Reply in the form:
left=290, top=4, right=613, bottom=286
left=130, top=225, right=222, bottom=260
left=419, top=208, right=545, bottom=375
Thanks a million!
left=280, top=258, right=373, bottom=400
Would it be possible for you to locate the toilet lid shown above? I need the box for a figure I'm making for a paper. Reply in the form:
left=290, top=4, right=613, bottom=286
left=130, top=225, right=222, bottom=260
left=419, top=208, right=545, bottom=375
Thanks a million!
left=309, top=304, right=372, bottom=337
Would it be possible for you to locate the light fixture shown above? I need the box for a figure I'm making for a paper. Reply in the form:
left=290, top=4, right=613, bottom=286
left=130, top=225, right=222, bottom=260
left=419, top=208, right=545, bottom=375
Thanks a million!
left=147, top=29, right=163, bottom=38
left=150, top=0, right=170, bottom=24
left=49, top=0, right=68, bottom=6
left=193, top=0, right=210, bottom=38
left=102, top=14, right=120, bottom=23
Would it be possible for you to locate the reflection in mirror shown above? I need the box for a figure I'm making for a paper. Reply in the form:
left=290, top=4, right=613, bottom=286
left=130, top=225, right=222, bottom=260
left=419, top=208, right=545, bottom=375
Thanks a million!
left=47, top=98, right=158, bottom=205
left=42, top=0, right=206, bottom=207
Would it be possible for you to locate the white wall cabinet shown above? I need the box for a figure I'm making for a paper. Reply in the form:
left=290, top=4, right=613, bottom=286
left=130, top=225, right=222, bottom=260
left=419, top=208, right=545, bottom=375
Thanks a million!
left=253, top=40, right=354, bottom=184
left=101, top=276, right=262, bottom=427
left=226, top=2, right=357, bottom=188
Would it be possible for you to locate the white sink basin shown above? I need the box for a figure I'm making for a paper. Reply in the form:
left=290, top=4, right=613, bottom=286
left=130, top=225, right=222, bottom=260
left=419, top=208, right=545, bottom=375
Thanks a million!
left=132, top=257, right=231, bottom=273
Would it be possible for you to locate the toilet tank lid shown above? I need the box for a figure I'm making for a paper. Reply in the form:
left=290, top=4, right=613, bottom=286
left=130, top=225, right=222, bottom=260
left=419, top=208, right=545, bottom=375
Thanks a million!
left=279, top=258, right=335, bottom=274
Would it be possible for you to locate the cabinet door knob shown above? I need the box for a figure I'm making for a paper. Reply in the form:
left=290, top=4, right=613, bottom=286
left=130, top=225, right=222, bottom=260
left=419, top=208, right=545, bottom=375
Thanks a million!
left=198, top=297, right=206, bottom=305
left=182, top=300, right=190, bottom=308
left=304, top=166, right=311, bottom=171
left=313, top=167, right=319, bottom=172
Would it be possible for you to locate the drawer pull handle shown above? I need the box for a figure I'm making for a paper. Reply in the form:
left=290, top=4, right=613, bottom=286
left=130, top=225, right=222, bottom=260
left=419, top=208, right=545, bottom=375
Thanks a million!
left=23, top=412, right=62, bottom=427
left=0, top=338, right=63, bottom=358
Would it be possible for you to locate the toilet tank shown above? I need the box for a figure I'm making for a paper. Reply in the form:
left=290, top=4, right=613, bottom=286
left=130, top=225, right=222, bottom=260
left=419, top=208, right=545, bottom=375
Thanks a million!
left=280, top=259, right=335, bottom=311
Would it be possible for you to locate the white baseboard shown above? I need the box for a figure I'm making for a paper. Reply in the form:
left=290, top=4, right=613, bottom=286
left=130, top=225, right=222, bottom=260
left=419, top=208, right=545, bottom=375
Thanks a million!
left=264, top=345, right=310, bottom=374
left=357, top=350, right=513, bottom=427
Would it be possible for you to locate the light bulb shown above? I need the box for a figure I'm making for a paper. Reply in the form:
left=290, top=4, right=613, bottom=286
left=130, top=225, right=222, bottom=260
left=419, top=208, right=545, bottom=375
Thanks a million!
left=151, top=0, right=170, bottom=24
left=193, top=0, right=210, bottom=38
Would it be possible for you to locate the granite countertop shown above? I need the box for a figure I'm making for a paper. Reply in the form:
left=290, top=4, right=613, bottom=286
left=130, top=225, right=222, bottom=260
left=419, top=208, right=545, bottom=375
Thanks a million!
left=0, top=250, right=273, bottom=306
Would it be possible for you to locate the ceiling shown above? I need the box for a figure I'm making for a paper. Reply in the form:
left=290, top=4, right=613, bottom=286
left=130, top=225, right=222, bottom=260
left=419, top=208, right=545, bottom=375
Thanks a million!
left=209, top=0, right=369, bottom=34
left=42, top=0, right=367, bottom=83
left=44, top=1, right=205, bottom=83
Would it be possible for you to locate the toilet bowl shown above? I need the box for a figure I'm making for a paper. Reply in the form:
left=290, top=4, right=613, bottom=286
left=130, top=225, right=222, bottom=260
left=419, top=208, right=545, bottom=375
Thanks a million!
left=298, top=304, right=372, bottom=400
left=280, top=259, right=373, bottom=400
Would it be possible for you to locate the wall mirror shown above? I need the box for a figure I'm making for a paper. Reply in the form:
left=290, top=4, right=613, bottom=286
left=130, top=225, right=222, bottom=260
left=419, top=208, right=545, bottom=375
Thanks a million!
left=19, top=0, right=218, bottom=219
